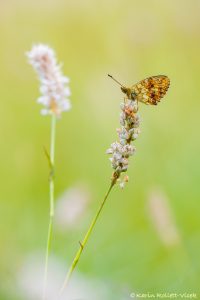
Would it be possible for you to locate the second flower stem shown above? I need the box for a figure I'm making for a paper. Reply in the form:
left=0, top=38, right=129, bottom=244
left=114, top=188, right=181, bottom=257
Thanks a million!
left=43, top=114, right=56, bottom=300
left=59, top=179, right=116, bottom=296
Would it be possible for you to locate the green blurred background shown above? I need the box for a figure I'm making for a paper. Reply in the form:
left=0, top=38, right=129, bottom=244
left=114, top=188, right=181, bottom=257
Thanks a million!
left=1, top=0, right=200, bottom=299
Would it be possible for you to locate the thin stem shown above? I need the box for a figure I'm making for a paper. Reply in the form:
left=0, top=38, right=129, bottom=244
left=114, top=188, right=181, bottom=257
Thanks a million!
left=59, top=179, right=116, bottom=296
left=43, top=114, right=56, bottom=300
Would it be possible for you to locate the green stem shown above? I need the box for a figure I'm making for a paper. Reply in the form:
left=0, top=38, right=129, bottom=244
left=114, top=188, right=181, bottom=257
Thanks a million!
left=59, top=179, right=116, bottom=296
left=43, top=114, right=56, bottom=300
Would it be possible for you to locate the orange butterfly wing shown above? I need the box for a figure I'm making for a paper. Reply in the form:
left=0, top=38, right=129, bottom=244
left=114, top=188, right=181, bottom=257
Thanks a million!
left=131, top=75, right=170, bottom=105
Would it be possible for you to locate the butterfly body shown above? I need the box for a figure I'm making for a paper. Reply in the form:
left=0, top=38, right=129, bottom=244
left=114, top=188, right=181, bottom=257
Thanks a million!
left=109, top=74, right=170, bottom=105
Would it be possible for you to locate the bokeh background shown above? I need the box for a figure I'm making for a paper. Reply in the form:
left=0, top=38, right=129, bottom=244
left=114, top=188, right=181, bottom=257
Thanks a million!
left=1, top=0, right=200, bottom=299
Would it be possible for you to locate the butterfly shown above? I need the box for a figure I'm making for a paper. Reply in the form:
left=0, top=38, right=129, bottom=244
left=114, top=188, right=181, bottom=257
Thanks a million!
left=108, top=74, right=170, bottom=105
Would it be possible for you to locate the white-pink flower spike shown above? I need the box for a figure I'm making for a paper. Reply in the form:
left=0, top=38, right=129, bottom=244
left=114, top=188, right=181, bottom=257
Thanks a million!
left=107, top=99, right=140, bottom=188
left=27, top=44, right=71, bottom=117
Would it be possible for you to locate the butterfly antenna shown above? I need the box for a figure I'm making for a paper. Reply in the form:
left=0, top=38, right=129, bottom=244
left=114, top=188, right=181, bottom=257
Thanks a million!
left=108, top=74, right=124, bottom=87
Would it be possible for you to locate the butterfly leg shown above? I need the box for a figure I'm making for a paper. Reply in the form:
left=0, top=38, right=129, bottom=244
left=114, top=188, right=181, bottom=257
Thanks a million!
left=124, top=96, right=128, bottom=104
